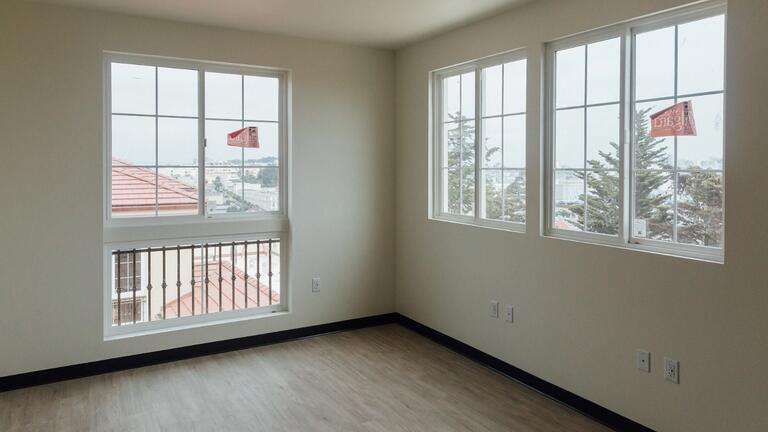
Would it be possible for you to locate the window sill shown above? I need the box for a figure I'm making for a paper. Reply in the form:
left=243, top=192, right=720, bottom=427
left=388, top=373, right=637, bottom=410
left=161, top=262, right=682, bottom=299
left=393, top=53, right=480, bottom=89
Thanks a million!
left=543, top=229, right=723, bottom=264
left=431, top=214, right=526, bottom=234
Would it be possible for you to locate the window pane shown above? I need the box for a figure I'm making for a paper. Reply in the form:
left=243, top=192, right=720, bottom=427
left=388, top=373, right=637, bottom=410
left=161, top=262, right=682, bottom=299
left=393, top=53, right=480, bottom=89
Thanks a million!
left=555, top=108, right=585, bottom=168
left=677, top=171, right=723, bottom=247
left=633, top=171, right=673, bottom=241
left=111, top=165, right=156, bottom=218
left=677, top=93, right=723, bottom=170
left=587, top=170, right=619, bottom=235
left=461, top=72, right=476, bottom=120
left=556, top=45, right=585, bottom=108
left=504, top=169, right=526, bottom=223
left=442, top=122, right=460, bottom=168
left=586, top=104, right=620, bottom=167
left=634, top=99, right=675, bottom=170
left=205, top=72, right=242, bottom=119
left=111, top=63, right=155, bottom=115
left=678, top=15, right=725, bottom=95
left=554, top=170, right=584, bottom=231
left=244, top=75, right=279, bottom=121
left=587, top=38, right=621, bottom=105
left=157, top=167, right=198, bottom=216
left=244, top=122, right=279, bottom=166
left=205, top=120, right=243, bottom=166
left=158, top=67, right=198, bottom=117
left=443, top=75, right=460, bottom=122
left=504, top=59, right=526, bottom=114
left=158, top=117, right=197, bottom=166
left=482, top=117, right=502, bottom=168
left=482, top=65, right=502, bottom=117
left=461, top=163, right=476, bottom=216
left=635, top=26, right=675, bottom=100
left=112, top=115, right=155, bottom=166
left=483, top=169, right=503, bottom=220
left=444, top=167, right=461, bottom=215
left=503, top=114, right=525, bottom=168
left=244, top=167, right=279, bottom=212
left=205, top=167, right=244, bottom=214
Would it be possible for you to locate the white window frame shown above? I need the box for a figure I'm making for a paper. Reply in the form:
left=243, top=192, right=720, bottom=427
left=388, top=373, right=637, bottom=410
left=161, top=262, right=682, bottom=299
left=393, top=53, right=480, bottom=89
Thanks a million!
left=430, top=49, right=528, bottom=233
left=102, top=52, right=291, bottom=338
left=543, top=1, right=726, bottom=263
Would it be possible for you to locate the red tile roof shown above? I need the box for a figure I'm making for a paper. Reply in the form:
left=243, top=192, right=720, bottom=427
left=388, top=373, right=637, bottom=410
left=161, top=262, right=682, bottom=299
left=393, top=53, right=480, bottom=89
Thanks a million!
left=111, top=159, right=197, bottom=213
left=165, top=260, right=279, bottom=317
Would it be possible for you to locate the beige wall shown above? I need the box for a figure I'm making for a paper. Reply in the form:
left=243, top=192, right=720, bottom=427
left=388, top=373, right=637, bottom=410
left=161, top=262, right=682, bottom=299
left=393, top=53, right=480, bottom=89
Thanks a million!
left=395, top=0, right=768, bottom=431
left=0, top=1, right=394, bottom=375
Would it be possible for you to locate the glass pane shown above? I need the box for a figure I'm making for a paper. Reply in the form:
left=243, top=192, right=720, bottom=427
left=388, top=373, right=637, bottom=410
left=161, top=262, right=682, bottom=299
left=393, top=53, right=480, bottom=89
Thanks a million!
left=678, top=15, right=725, bottom=95
left=461, top=72, right=476, bottom=120
left=635, top=26, right=675, bottom=100
left=554, top=170, right=585, bottom=231
left=677, top=171, right=723, bottom=247
left=633, top=170, right=673, bottom=241
left=555, top=108, right=585, bottom=169
left=157, top=167, right=198, bottom=216
left=205, top=120, right=243, bottom=166
left=556, top=45, right=585, bottom=108
left=587, top=37, right=621, bottom=104
left=158, top=117, right=197, bottom=166
left=482, top=65, right=502, bottom=117
left=503, top=169, right=526, bottom=223
left=111, top=63, right=155, bottom=115
left=503, top=114, right=526, bottom=168
left=442, top=75, right=461, bottom=122
left=244, top=121, right=279, bottom=166
left=158, top=67, right=198, bottom=117
left=205, top=72, right=242, bottom=119
left=442, top=121, right=461, bottom=168
left=634, top=99, right=675, bottom=170
left=444, top=167, right=461, bottom=215
left=205, top=167, right=245, bottom=214
left=586, top=170, right=619, bottom=235
left=482, top=117, right=502, bottom=168
left=586, top=104, right=620, bottom=167
left=112, top=115, right=155, bottom=166
left=111, top=165, right=156, bottom=218
left=483, top=169, right=503, bottom=220
left=677, top=93, right=723, bottom=170
left=504, top=59, right=526, bottom=114
left=243, top=167, right=279, bottom=212
left=244, top=75, right=279, bottom=121
left=461, top=163, right=476, bottom=217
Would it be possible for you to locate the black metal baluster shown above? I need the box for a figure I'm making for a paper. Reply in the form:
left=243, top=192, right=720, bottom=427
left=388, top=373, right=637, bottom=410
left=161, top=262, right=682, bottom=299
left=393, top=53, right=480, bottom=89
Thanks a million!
left=204, top=244, right=209, bottom=315
left=244, top=242, right=249, bottom=308
left=132, top=249, right=137, bottom=324
left=256, top=240, right=261, bottom=307
left=190, top=245, right=195, bottom=317
left=116, top=251, right=121, bottom=326
left=176, top=246, right=181, bottom=318
left=147, top=248, right=152, bottom=322
left=268, top=240, right=273, bottom=305
left=231, top=243, right=236, bottom=310
left=162, top=247, right=167, bottom=320
left=218, top=243, right=223, bottom=312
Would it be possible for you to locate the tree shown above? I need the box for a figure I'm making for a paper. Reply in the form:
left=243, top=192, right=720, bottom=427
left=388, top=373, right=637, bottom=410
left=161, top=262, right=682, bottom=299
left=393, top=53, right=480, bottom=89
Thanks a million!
left=677, top=170, right=723, bottom=246
left=445, top=114, right=475, bottom=215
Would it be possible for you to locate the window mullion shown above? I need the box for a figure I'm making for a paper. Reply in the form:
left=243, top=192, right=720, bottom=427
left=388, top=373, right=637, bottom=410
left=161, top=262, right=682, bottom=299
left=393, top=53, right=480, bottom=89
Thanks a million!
left=154, top=66, right=159, bottom=217
left=475, top=66, right=482, bottom=221
left=198, top=69, right=206, bottom=218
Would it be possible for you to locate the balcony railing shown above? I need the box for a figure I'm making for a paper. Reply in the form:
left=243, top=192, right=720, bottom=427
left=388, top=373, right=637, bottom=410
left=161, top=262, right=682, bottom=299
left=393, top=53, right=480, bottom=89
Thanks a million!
left=111, top=238, right=280, bottom=326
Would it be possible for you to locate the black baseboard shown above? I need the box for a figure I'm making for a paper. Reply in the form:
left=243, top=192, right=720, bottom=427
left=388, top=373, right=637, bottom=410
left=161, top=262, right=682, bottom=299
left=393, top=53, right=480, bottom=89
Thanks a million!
left=0, top=313, right=398, bottom=393
left=394, top=314, right=654, bottom=432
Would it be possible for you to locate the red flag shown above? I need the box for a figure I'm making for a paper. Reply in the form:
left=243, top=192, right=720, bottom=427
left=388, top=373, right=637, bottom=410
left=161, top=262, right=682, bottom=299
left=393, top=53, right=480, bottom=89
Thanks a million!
left=227, top=127, right=260, bottom=148
left=650, top=101, right=696, bottom=137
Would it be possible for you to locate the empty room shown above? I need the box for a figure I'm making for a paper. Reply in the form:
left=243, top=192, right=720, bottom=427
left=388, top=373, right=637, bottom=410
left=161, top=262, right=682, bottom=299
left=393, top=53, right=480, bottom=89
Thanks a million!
left=1, top=0, right=766, bottom=431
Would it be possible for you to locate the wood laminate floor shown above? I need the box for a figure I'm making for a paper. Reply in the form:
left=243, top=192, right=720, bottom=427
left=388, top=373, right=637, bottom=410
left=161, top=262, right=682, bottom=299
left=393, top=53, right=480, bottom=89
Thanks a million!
left=0, top=324, right=611, bottom=431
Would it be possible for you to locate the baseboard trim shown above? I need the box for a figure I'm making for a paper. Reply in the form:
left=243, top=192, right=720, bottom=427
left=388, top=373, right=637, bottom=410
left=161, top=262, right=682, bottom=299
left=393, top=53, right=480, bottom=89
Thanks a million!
left=394, top=314, right=654, bottom=432
left=0, top=313, right=398, bottom=393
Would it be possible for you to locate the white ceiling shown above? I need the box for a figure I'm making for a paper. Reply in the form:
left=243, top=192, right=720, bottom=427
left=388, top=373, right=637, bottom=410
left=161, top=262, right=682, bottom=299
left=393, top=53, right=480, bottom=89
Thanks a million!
left=35, top=0, right=533, bottom=49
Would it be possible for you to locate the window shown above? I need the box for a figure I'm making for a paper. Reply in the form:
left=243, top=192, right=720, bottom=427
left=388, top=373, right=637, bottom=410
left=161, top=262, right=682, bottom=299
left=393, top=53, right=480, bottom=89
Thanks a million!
left=432, top=50, right=527, bottom=230
left=546, top=3, right=725, bottom=261
left=115, top=252, right=142, bottom=292
left=107, top=55, right=286, bottom=220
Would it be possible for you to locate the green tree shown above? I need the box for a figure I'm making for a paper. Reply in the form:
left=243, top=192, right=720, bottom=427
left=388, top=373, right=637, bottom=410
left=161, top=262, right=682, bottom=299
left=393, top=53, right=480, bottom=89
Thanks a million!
left=677, top=170, right=723, bottom=246
left=445, top=114, right=475, bottom=215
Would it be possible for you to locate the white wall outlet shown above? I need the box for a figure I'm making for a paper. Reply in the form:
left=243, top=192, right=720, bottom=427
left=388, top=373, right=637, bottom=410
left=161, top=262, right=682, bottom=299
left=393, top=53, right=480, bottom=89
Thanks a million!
left=505, top=304, right=514, bottom=323
left=311, top=277, right=321, bottom=293
left=664, top=357, right=680, bottom=383
left=490, top=300, right=499, bottom=318
left=636, top=350, right=650, bottom=373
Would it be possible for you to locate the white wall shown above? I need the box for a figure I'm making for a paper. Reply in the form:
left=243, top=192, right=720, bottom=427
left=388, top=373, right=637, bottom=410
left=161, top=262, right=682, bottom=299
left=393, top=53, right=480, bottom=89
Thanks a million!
left=0, top=1, right=394, bottom=376
left=395, top=0, right=768, bottom=431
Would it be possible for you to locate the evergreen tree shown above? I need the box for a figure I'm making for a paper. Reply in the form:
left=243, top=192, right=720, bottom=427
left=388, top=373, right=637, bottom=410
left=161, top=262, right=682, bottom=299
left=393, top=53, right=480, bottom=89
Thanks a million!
left=677, top=170, right=723, bottom=246
left=445, top=113, right=475, bottom=215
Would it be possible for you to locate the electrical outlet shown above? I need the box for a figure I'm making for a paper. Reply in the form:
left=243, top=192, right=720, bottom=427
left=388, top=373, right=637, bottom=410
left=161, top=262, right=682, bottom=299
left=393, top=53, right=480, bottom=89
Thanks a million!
left=636, top=350, right=650, bottom=373
left=505, top=304, right=514, bottom=323
left=311, top=277, right=320, bottom=293
left=664, top=357, right=680, bottom=383
left=490, top=300, right=499, bottom=318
